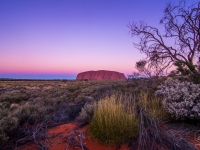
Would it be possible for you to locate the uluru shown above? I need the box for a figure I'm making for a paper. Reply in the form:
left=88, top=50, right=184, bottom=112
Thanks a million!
left=76, top=70, right=126, bottom=81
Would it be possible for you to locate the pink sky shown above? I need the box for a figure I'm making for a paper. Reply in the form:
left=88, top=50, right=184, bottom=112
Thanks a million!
left=0, top=0, right=179, bottom=79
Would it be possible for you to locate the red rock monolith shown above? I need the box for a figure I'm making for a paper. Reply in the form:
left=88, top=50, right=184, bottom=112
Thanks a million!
left=76, top=70, right=126, bottom=81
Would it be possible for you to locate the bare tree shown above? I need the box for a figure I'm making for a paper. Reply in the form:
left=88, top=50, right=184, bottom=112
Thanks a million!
left=129, top=0, right=200, bottom=82
left=135, top=60, right=151, bottom=77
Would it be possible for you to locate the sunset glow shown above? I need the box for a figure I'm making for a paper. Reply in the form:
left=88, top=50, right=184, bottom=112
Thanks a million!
left=0, top=0, right=178, bottom=79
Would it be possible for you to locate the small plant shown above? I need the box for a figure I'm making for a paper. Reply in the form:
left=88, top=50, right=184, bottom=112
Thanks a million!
left=13, top=104, right=44, bottom=125
left=0, top=128, right=9, bottom=145
left=89, top=96, right=138, bottom=144
left=77, top=101, right=97, bottom=123
left=137, top=90, right=169, bottom=121
left=0, top=94, right=28, bottom=104
left=155, top=79, right=200, bottom=120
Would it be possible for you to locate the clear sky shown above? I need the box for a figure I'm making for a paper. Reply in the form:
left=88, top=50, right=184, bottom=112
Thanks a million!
left=0, top=0, right=182, bottom=79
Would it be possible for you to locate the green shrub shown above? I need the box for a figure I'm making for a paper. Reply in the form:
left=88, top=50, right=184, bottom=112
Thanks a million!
left=89, top=96, right=138, bottom=144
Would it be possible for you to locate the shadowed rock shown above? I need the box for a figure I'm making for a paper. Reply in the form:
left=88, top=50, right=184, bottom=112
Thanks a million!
left=76, top=70, right=126, bottom=81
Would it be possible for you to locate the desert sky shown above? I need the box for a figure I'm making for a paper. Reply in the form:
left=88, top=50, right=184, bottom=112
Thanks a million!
left=0, top=0, right=182, bottom=79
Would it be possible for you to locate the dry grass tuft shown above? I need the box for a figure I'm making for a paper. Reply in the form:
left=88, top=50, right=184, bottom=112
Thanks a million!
left=89, top=95, right=139, bottom=144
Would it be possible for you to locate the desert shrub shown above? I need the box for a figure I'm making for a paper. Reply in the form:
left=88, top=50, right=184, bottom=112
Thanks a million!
left=155, top=79, right=200, bottom=120
left=0, top=94, right=28, bottom=104
left=67, top=85, right=80, bottom=93
left=51, top=89, right=67, bottom=98
left=10, top=103, right=20, bottom=110
left=89, top=96, right=138, bottom=144
left=13, top=104, right=43, bottom=125
left=137, top=90, right=170, bottom=121
left=0, top=116, right=18, bottom=146
left=91, top=85, right=113, bottom=100
left=0, top=117, right=19, bottom=135
left=0, top=128, right=9, bottom=145
left=0, top=101, right=10, bottom=109
left=94, top=85, right=111, bottom=93
left=53, top=109, right=70, bottom=122
left=0, top=108, right=10, bottom=119
left=81, top=87, right=94, bottom=95
left=77, top=100, right=97, bottom=123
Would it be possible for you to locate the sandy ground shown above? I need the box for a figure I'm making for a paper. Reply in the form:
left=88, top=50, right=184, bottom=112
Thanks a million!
left=19, top=122, right=130, bottom=150
left=18, top=122, right=200, bottom=150
left=11, top=121, right=200, bottom=150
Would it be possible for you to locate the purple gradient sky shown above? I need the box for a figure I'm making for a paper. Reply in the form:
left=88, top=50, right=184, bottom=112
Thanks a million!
left=0, top=0, right=181, bottom=79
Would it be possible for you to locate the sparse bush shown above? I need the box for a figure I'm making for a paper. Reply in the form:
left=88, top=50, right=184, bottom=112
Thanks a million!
left=0, top=102, right=10, bottom=109
left=0, top=116, right=18, bottom=146
left=0, top=79, right=172, bottom=148
left=137, top=90, right=169, bottom=121
left=77, top=101, right=97, bottom=123
left=0, top=128, right=9, bottom=145
left=0, top=108, right=9, bottom=119
left=67, top=85, right=80, bottom=93
left=89, top=96, right=139, bottom=144
left=0, top=94, right=28, bottom=104
left=0, top=117, right=19, bottom=135
left=13, top=104, right=42, bottom=125
left=155, top=79, right=200, bottom=120
left=10, top=103, right=20, bottom=110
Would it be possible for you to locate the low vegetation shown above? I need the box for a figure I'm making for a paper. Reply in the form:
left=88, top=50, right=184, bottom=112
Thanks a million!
left=0, top=80, right=126, bottom=149
left=0, top=78, right=199, bottom=149
left=156, top=79, right=200, bottom=120
left=136, top=90, right=169, bottom=121
left=89, top=95, right=139, bottom=144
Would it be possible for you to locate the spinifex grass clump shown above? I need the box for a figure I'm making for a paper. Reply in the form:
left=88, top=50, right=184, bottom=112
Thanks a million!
left=137, top=90, right=170, bottom=121
left=89, top=96, right=138, bottom=144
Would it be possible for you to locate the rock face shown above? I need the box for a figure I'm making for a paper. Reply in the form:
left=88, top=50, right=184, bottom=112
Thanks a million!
left=76, top=70, right=126, bottom=81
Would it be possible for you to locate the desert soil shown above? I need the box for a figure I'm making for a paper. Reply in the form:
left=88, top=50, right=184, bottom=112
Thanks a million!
left=19, top=122, right=130, bottom=150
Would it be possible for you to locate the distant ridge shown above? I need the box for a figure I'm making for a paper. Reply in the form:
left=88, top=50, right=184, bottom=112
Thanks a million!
left=76, top=70, right=126, bottom=81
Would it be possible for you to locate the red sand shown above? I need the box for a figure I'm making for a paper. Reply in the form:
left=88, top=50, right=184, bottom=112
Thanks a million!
left=18, top=122, right=200, bottom=150
left=19, top=123, right=130, bottom=150
left=186, top=133, right=200, bottom=150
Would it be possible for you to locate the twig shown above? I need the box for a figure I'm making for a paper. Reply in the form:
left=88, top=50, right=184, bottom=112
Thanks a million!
left=133, top=109, right=197, bottom=150
left=66, top=130, right=89, bottom=150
